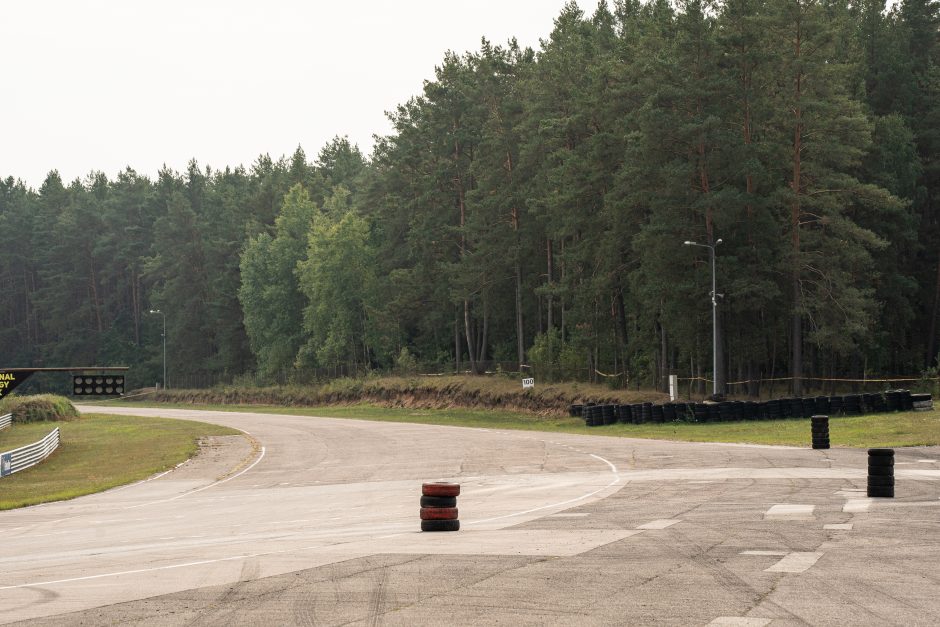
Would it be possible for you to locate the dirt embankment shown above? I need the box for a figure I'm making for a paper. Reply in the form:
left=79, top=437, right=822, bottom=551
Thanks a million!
left=131, top=377, right=668, bottom=416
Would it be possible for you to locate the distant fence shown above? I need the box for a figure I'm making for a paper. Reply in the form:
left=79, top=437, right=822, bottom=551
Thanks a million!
left=0, top=413, right=10, bottom=431
left=0, top=427, right=60, bottom=478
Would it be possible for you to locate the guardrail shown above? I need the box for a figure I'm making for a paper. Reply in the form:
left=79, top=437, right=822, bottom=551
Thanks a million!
left=0, top=413, right=10, bottom=431
left=1, top=427, right=59, bottom=478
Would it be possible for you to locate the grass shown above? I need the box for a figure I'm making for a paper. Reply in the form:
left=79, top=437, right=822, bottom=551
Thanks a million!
left=100, top=399, right=940, bottom=448
left=0, top=413, right=238, bottom=510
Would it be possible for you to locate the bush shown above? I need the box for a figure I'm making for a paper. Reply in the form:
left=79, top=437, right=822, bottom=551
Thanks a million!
left=395, top=347, right=419, bottom=376
left=0, top=394, right=80, bottom=424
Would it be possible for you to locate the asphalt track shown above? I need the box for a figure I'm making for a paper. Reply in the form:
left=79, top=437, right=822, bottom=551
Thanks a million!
left=2, top=406, right=939, bottom=625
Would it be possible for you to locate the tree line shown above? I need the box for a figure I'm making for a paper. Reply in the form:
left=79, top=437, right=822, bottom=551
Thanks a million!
left=2, top=0, right=938, bottom=396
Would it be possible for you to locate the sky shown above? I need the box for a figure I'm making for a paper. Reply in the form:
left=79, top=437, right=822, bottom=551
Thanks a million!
left=1, top=0, right=601, bottom=190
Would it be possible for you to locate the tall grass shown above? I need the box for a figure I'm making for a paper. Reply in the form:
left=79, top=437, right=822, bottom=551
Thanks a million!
left=0, top=394, right=79, bottom=423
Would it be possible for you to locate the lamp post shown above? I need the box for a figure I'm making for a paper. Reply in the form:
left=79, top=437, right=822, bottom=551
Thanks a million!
left=148, top=309, right=166, bottom=389
left=684, top=239, right=722, bottom=397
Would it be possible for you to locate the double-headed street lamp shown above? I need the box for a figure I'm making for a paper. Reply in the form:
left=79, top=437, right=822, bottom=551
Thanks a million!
left=684, top=238, right=722, bottom=397
left=148, top=309, right=166, bottom=389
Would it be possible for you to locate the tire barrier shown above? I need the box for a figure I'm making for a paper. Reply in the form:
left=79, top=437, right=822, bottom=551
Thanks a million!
left=867, top=449, right=894, bottom=498
left=811, top=415, right=830, bottom=449
left=911, top=393, right=933, bottom=412
left=579, top=391, right=932, bottom=427
left=421, top=482, right=460, bottom=531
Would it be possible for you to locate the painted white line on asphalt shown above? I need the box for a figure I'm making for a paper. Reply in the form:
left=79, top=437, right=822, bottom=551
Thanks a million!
left=764, top=504, right=814, bottom=520
left=548, top=513, right=590, bottom=518
left=765, top=552, right=823, bottom=573
left=824, top=524, right=853, bottom=530
left=740, top=550, right=788, bottom=556
left=636, top=519, right=681, bottom=530
left=107, top=468, right=175, bottom=493
left=844, top=499, right=872, bottom=513
left=708, top=618, right=771, bottom=626
left=465, top=454, right=620, bottom=526
left=0, top=551, right=275, bottom=590
left=917, top=459, right=936, bottom=463
left=124, top=446, right=267, bottom=510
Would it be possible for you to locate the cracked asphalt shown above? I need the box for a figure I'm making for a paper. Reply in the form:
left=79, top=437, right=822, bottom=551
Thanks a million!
left=1, top=406, right=939, bottom=626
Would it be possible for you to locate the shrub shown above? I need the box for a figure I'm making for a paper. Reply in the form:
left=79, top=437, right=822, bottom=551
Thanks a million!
left=0, top=394, right=80, bottom=424
left=395, top=347, right=419, bottom=376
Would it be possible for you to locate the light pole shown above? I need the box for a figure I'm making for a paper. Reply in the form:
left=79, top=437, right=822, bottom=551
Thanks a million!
left=684, top=239, right=722, bottom=397
left=148, top=309, right=166, bottom=389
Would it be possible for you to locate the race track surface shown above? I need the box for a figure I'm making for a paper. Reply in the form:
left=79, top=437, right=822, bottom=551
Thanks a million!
left=2, top=406, right=939, bottom=626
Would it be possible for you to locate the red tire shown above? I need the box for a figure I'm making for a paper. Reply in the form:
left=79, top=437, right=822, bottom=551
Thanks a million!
left=420, top=507, right=458, bottom=520
left=422, top=482, right=460, bottom=497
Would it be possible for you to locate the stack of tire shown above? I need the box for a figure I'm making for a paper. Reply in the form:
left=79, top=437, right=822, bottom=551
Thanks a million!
left=630, top=403, right=644, bottom=424
left=617, top=405, right=633, bottom=425
left=421, top=482, right=460, bottom=531
left=867, top=450, right=894, bottom=498
left=811, top=415, right=830, bottom=449
left=829, top=395, right=844, bottom=416
left=842, top=394, right=863, bottom=416
left=911, top=393, right=933, bottom=412
left=569, top=404, right=583, bottom=417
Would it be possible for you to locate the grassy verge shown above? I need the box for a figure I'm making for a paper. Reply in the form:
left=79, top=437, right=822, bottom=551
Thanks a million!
left=99, top=400, right=940, bottom=448
left=0, top=414, right=238, bottom=510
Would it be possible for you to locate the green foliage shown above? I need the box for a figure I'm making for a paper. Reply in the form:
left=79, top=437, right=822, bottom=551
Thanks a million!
left=395, top=347, right=419, bottom=376
left=0, top=394, right=79, bottom=423
left=1, top=0, right=937, bottom=394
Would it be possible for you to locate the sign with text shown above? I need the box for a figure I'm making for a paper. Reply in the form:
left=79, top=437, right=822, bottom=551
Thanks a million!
left=0, top=370, right=36, bottom=401
left=522, top=377, right=535, bottom=389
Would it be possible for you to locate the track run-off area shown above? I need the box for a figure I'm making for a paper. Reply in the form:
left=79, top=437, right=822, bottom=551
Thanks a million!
left=2, top=406, right=940, bottom=625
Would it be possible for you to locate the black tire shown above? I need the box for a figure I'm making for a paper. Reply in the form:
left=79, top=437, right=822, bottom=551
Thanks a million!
left=811, top=426, right=830, bottom=434
left=867, top=476, right=895, bottom=487
left=867, top=465, right=894, bottom=477
left=421, top=519, right=460, bottom=532
left=868, top=457, right=895, bottom=467
left=421, top=495, right=457, bottom=508
left=812, top=443, right=830, bottom=449
left=867, top=486, right=894, bottom=498
left=868, top=448, right=894, bottom=456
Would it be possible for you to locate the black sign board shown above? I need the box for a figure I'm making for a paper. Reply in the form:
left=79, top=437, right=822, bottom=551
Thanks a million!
left=0, top=370, right=36, bottom=401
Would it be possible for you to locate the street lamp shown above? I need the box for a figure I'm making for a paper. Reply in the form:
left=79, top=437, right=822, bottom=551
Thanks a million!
left=684, top=238, right=722, bottom=397
left=148, top=309, right=166, bottom=389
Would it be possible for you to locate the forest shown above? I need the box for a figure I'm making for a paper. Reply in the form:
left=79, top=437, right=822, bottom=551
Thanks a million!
left=1, top=0, right=938, bottom=396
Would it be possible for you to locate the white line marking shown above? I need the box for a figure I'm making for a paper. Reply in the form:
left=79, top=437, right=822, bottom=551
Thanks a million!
left=106, top=468, right=175, bottom=493
left=740, top=550, right=788, bottom=556
left=764, top=504, right=814, bottom=519
left=124, top=446, right=266, bottom=509
left=636, top=519, right=681, bottom=530
left=917, top=459, right=936, bottom=463
left=465, top=454, right=620, bottom=525
left=548, top=513, right=590, bottom=518
left=824, top=524, right=853, bottom=530
left=0, top=551, right=273, bottom=590
left=843, top=499, right=872, bottom=513
left=765, top=552, right=823, bottom=573
left=708, top=618, right=771, bottom=626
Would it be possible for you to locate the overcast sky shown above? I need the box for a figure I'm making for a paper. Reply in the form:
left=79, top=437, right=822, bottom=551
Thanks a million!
left=1, top=1, right=601, bottom=190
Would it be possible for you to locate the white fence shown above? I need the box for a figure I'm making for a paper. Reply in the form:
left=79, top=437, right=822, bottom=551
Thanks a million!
left=0, top=413, right=10, bottom=431
left=1, top=427, right=59, bottom=478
